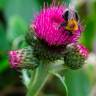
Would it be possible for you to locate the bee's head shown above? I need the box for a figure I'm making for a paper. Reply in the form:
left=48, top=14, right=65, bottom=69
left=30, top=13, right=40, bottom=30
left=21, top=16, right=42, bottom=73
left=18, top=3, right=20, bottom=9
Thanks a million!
left=62, top=9, right=79, bottom=32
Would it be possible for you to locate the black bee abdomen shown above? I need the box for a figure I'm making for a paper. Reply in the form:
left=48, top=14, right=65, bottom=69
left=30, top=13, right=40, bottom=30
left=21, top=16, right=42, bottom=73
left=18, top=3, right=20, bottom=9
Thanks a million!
left=62, top=10, right=69, bottom=21
left=75, top=12, right=79, bottom=21
left=66, top=31, right=73, bottom=36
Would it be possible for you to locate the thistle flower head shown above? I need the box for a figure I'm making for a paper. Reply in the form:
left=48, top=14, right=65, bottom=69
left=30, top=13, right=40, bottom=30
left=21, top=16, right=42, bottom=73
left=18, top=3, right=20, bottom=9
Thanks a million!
left=76, top=44, right=88, bottom=58
left=64, top=43, right=88, bottom=69
left=9, top=47, right=39, bottom=69
left=9, top=50, right=21, bottom=68
left=32, top=5, right=82, bottom=46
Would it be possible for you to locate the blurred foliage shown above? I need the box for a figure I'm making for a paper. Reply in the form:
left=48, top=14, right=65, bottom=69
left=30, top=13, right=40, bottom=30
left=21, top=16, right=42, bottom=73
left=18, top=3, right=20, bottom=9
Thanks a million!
left=0, top=0, right=7, bottom=9
left=7, top=16, right=27, bottom=42
left=79, top=1, right=96, bottom=51
left=0, top=0, right=96, bottom=96
left=64, top=69, right=91, bottom=96
left=0, top=25, right=9, bottom=50
left=5, top=0, right=39, bottom=23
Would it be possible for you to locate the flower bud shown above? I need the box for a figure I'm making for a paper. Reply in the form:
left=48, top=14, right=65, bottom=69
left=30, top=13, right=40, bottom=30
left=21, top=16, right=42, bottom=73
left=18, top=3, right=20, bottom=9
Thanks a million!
left=9, top=47, right=39, bottom=69
left=64, top=44, right=88, bottom=70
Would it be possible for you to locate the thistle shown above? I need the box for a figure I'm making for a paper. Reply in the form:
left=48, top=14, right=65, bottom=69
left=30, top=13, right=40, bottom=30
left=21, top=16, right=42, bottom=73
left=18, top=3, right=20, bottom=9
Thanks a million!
left=64, top=43, right=88, bottom=69
left=8, top=2, right=89, bottom=96
left=9, top=47, right=39, bottom=69
left=9, top=3, right=87, bottom=70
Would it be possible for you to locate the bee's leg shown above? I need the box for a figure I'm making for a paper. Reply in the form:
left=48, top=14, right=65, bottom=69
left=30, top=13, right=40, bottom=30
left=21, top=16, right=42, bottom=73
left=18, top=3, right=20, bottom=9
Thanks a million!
left=66, top=31, right=73, bottom=36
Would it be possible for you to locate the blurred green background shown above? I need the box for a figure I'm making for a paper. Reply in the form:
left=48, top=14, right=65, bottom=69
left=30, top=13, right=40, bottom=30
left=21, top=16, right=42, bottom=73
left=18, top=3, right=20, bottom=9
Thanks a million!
left=0, top=0, right=96, bottom=96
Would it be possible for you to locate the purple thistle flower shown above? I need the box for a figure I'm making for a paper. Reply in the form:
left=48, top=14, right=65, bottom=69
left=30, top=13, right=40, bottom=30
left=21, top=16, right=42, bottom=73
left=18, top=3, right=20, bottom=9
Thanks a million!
left=9, top=50, right=21, bottom=68
left=32, top=5, right=82, bottom=46
left=76, top=44, right=88, bottom=58
left=64, top=43, right=88, bottom=69
left=9, top=47, right=38, bottom=69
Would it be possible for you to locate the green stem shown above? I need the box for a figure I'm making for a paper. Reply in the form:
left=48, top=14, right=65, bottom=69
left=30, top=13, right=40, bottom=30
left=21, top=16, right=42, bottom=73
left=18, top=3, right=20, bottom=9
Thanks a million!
left=26, top=60, right=68, bottom=96
left=50, top=71, right=68, bottom=96
left=26, top=64, right=49, bottom=96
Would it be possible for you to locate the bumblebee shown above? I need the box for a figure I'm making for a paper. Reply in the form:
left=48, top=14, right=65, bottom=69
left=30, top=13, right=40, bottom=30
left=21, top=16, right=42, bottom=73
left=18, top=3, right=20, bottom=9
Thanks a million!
left=59, top=9, right=79, bottom=36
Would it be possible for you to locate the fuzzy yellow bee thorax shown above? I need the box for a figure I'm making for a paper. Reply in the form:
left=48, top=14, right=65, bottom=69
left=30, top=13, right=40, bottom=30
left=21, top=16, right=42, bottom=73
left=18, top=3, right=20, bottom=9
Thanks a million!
left=65, top=19, right=78, bottom=32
